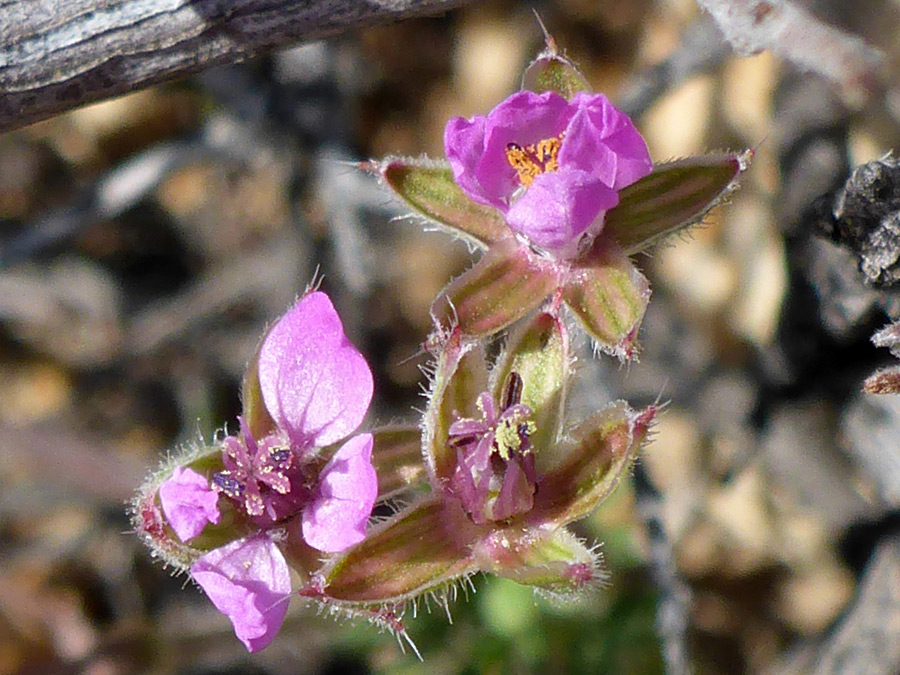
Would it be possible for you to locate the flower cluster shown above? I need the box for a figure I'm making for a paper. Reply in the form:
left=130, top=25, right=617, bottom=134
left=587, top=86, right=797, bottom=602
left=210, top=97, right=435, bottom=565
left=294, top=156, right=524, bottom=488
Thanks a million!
left=134, top=36, right=745, bottom=655
left=135, top=291, right=377, bottom=651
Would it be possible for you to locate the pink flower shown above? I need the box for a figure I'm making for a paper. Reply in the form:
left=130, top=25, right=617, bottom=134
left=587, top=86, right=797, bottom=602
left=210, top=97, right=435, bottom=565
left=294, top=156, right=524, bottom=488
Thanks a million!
left=190, top=291, right=378, bottom=652
left=158, top=467, right=221, bottom=543
left=212, top=291, right=377, bottom=551
left=444, top=90, right=652, bottom=252
left=191, top=535, right=291, bottom=652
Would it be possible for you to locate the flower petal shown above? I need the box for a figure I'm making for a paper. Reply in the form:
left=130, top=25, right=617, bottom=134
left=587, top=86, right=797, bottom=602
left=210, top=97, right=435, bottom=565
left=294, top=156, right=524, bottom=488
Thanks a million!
left=476, top=90, right=569, bottom=202
left=444, top=113, right=504, bottom=210
left=158, top=467, right=221, bottom=543
left=506, top=170, right=618, bottom=250
left=302, top=433, right=377, bottom=553
left=445, top=91, right=569, bottom=209
left=191, top=535, right=291, bottom=652
left=560, top=93, right=653, bottom=190
left=257, top=292, right=373, bottom=449
left=490, top=456, right=535, bottom=522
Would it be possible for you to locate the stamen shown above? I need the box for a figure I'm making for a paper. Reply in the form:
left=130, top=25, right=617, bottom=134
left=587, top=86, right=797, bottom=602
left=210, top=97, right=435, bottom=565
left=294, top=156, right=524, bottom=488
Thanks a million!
left=501, top=372, right=523, bottom=409
left=504, top=133, right=564, bottom=187
left=268, top=447, right=291, bottom=470
left=212, top=472, right=244, bottom=500
left=492, top=407, right=535, bottom=460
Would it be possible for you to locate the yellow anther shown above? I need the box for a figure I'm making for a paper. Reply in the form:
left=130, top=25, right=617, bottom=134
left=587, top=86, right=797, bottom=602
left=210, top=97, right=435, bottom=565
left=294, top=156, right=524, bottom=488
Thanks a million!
left=504, top=133, right=564, bottom=187
left=492, top=409, right=536, bottom=460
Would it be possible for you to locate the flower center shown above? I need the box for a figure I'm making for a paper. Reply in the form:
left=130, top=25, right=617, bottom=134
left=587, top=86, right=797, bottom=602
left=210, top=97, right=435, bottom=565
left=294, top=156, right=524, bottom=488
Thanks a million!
left=505, top=133, right=564, bottom=187
left=211, top=417, right=297, bottom=519
left=445, top=373, right=539, bottom=524
left=491, top=407, right=535, bottom=460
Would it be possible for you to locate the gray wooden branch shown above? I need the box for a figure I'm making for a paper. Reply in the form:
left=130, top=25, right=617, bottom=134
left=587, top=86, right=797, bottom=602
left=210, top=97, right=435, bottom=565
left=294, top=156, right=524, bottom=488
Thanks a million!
left=0, top=0, right=471, bottom=134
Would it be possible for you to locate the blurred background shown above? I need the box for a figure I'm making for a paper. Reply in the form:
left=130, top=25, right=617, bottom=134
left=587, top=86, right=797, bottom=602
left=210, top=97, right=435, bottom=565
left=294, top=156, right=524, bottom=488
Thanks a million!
left=2, top=0, right=900, bottom=673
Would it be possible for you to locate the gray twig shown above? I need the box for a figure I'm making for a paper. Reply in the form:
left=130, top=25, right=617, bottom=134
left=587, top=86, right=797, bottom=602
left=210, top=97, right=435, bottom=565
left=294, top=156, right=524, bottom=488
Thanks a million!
left=696, top=0, right=884, bottom=106
left=0, top=0, right=471, bottom=133
left=633, top=462, right=693, bottom=675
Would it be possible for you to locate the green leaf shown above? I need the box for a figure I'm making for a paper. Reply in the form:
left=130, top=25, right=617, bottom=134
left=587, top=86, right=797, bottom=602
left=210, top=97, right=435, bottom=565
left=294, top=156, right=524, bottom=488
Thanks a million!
left=604, top=152, right=750, bottom=255
left=370, top=425, right=427, bottom=500
left=561, top=238, right=650, bottom=360
left=491, top=311, right=569, bottom=453
left=320, top=497, right=479, bottom=604
left=536, top=403, right=655, bottom=526
left=433, top=237, right=558, bottom=339
left=423, top=333, right=489, bottom=485
left=377, top=158, right=508, bottom=247
left=522, top=40, right=591, bottom=100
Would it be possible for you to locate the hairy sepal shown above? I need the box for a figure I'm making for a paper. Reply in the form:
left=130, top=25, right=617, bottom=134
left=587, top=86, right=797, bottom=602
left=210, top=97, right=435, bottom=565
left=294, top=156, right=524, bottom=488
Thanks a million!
left=423, top=330, right=487, bottom=485
left=374, top=158, right=508, bottom=247
left=433, top=237, right=558, bottom=339
left=522, top=39, right=591, bottom=100
left=604, top=152, right=750, bottom=255
left=369, top=425, right=428, bottom=501
left=314, top=496, right=479, bottom=604
left=536, top=403, right=655, bottom=526
left=241, top=340, right=277, bottom=440
left=562, top=237, right=651, bottom=360
left=491, top=311, right=570, bottom=453
left=474, top=526, right=602, bottom=598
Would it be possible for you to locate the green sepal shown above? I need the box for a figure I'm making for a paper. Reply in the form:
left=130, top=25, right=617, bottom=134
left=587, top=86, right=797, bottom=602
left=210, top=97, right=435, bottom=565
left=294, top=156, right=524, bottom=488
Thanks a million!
left=240, top=332, right=277, bottom=440
left=605, top=152, right=751, bottom=255
left=522, top=38, right=591, bottom=100
left=475, top=527, right=600, bottom=596
left=491, top=311, right=569, bottom=454
left=562, top=237, right=650, bottom=360
left=317, top=496, right=479, bottom=604
left=373, top=158, right=508, bottom=248
left=423, top=331, right=488, bottom=484
left=433, top=237, right=558, bottom=339
left=369, top=424, right=428, bottom=500
left=536, top=402, right=655, bottom=526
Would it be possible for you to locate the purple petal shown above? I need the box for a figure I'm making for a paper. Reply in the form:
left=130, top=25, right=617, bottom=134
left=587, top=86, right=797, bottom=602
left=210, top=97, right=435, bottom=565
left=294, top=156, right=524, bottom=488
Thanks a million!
left=448, top=418, right=489, bottom=438
left=450, top=434, right=494, bottom=523
left=191, top=535, right=291, bottom=652
left=445, top=91, right=570, bottom=210
left=491, top=458, right=535, bottom=521
left=257, top=292, right=374, bottom=449
left=560, top=93, right=652, bottom=190
left=302, top=433, right=377, bottom=553
left=158, top=467, right=221, bottom=543
left=506, top=170, right=619, bottom=250
left=444, top=114, right=503, bottom=210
